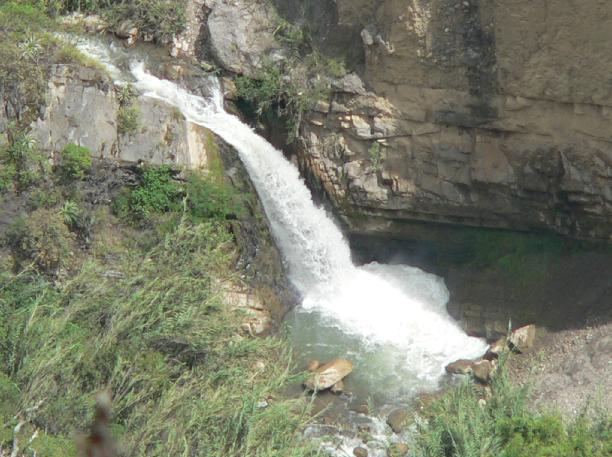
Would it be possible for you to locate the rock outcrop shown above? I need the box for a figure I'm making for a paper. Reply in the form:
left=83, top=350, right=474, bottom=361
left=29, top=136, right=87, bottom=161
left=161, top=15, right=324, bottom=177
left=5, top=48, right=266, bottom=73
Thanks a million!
left=285, top=0, right=612, bottom=241
left=29, top=65, right=211, bottom=169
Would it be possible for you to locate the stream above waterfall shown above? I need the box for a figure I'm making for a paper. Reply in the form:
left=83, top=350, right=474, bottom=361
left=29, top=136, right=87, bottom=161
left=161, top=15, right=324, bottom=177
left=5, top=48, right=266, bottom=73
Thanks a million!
left=73, top=32, right=487, bottom=422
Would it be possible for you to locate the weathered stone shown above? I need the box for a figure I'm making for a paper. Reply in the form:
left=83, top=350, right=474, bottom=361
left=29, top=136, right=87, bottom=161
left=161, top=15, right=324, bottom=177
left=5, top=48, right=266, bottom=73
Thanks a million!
left=330, top=380, right=344, bottom=394
left=472, top=359, right=496, bottom=384
left=445, top=359, right=474, bottom=375
left=221, top=77, right=238, bottom=100
left=304, top=359, right=353, bottom=391
left=487, top=337, right=509, bottom=358
left=307, top=360, right=321, bottom=371
left=387, top=443, right=409, bottom=457
left=353, top=447, right=368, bottom=457
left=206, top=0, right=281, bottom=75
left=509, top=324, right=536, bottom=353
left=288, top=1, right=612, bottom=241
left=386, top=408, right=409, bottom=434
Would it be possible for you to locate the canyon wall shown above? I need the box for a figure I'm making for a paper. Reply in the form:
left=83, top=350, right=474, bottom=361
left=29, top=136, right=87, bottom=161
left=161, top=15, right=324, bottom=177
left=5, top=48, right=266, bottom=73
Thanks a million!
left=283, top=0, right=612, bottom=240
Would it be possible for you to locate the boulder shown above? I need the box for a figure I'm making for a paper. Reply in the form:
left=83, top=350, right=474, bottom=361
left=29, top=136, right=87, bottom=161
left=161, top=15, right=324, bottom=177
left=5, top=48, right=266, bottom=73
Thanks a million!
left=330, top=380, right=344, bottom=394
left=387, top=443, right=409, bottom=457
left=304, top=359, right=353, bottom=391
left=486, top=337, right=508, bottom=359
left=472, top=360, right=496, bottom=384
left=386, top=408, right=409, bottom=434
left=353, top=447, right=368, bottom=457
left=445, top=359, right=474, bottom=375
left=206, top=0, right=281, bottom=75
left=115, top=20, right=138, bottom=46
left=307, top=360, right=321, bottom=371
left=509, top=325, right=536, bottom=353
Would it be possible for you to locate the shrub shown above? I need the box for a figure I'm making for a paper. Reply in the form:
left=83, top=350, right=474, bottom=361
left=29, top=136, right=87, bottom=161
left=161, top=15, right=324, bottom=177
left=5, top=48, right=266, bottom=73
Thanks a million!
left=368, top=142, right=382, bottom=170
left=58, top=143, right=92, bottom=181
left=113, top=166, right=180, bottom=224
left=117, top=105, right=141, bottom=136
left=4, top=209, right=75, bottom=273
left=185, top=171, right=245, bottom=221
left=0, top=133, right=47, bottom=192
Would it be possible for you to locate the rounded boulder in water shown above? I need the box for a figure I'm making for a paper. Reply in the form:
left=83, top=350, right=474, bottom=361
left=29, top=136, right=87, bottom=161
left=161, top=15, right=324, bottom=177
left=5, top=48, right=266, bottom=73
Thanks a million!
left=304, top=359, right=353, bottom=391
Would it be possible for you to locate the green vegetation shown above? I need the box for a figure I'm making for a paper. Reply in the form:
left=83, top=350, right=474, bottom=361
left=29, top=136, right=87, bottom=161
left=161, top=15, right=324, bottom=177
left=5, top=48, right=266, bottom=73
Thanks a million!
left=58, top=143, right=92, bottom=180
left=236, top=16, right=346, bottom=143
left=0, top=156, right=316, bottom=455
left=412, top=365, right=611, bottom=457
left=117, top=105, right=141, bottom=136
left=114, top=164, right=245, bottom=225
left=4, top=208, right=76, bottom=273
left=447, top=227, right=606, bottom=284
left=34, top=0, right=186, bottom=43
left=368, top=142, right=382, bottom=171
left=0, top=221, right=316, bottom=456
left=0, top=132, right=48, bottom=192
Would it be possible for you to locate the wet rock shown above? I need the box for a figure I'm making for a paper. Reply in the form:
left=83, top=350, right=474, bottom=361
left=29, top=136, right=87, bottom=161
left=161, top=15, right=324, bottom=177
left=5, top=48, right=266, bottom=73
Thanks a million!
left=353, top=404, right=369, bottom=415
left=304, top=359, right=353, bottom=391
left=115, top=20, right=138, bottom=46
left=307, top=360, right=321, bottom=371
left=353, top=447, right=368, bottom=457
left=509, top=325, right=536, bottom=353
left=386, top=408, right=409, bottom=434
left=472, top=359, right=496, bottom=384
left=445, top=359, right=474, bottom=375
left=387, top=443, right=409, bottom=457
left=486, top=337, right=508, bottom=358
left=330, top=380, right=344, bottom=394
left=221, top=77, right=238, bottom=100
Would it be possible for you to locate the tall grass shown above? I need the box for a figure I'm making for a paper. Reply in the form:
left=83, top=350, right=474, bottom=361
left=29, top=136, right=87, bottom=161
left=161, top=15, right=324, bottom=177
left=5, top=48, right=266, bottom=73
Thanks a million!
left=412, top=364, right=611, bottom=457
left=0, top=220, right=316, bottom=456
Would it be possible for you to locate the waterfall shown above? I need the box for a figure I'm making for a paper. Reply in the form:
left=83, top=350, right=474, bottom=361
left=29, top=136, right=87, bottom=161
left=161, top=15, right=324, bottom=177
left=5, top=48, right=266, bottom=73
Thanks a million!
left=131, top=64, right=487, bottom=380
left=77, top=38, right=486, bottom=387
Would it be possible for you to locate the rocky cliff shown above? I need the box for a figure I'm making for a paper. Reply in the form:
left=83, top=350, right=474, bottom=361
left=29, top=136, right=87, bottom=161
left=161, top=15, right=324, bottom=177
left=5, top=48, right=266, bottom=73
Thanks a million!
left=270, top=0, right=612, bottom=241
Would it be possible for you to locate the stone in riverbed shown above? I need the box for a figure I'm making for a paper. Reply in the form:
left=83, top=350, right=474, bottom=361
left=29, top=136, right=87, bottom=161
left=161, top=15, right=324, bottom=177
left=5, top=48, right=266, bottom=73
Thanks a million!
left=486, top=337, right=508, bottom=359
left=307, top=360, right=321, bottom=371
left=304, top=359, right=353, bottom=391
left=509, top=324, right=536, bottom=353
left=353, top=447, right=368, bottom=457
left=330, top=380, right=344, bottom=394
left=472, top=359, right=496, bottom=384
left=445, top=359, right=474, bottom=375
left=386, top=408, right=409, bottom=434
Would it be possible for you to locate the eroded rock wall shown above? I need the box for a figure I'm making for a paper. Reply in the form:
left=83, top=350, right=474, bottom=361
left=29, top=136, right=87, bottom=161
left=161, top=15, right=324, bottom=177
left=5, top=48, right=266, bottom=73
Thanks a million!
left=3, top=64, right=213, bottom=169
left=291, top=0, right=612, bottom=240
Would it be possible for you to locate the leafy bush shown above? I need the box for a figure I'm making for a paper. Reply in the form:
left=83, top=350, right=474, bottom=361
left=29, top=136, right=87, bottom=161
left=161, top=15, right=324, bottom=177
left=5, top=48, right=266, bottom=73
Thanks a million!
left=57, top=143, right=92, bottom=181
left=185, top=169, right=245, bottom=221
left=117, top=105, right=141, bottom=136
left=0, top=133, right=47, bottom=192
left=4, top=209, right=75, bottom=273
left=113, top=166, right=179, bottom=223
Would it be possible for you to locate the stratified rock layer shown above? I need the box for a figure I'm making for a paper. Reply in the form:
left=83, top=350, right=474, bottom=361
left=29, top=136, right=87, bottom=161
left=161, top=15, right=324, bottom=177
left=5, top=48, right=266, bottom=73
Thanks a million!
left=288, top=0, right=612, bottom=240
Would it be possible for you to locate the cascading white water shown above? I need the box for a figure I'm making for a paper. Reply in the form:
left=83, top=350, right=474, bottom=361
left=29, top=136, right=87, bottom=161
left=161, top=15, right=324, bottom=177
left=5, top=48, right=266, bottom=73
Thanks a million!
left=78, top=39, right=487, bottom=393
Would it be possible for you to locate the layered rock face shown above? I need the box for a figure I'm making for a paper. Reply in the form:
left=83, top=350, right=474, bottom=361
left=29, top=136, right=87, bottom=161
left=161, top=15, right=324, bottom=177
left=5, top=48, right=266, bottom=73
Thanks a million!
left=291, top=0, right=612, bottom=240
left=25, top=64, right=212, bottom=169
